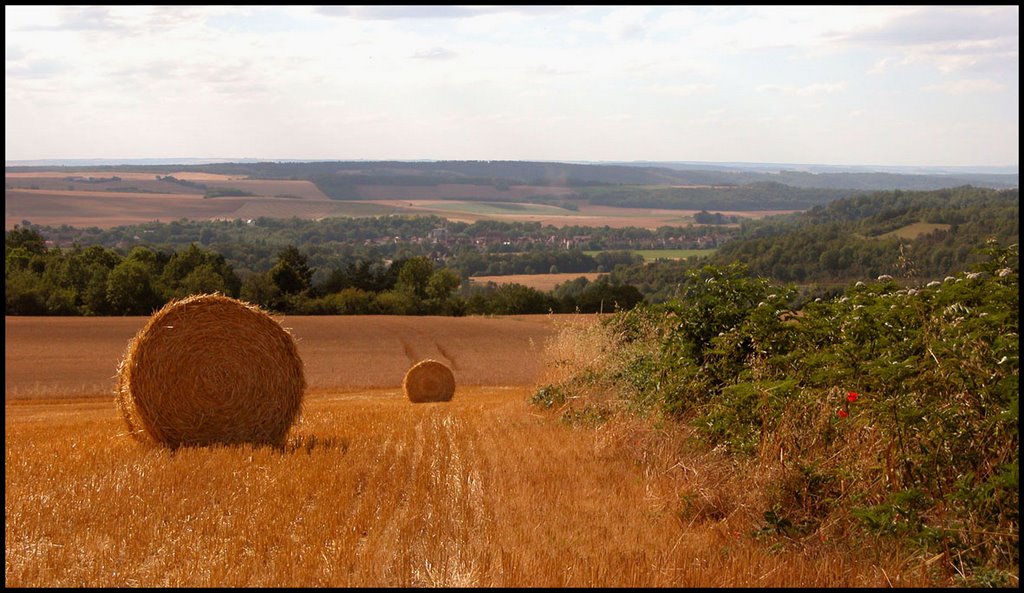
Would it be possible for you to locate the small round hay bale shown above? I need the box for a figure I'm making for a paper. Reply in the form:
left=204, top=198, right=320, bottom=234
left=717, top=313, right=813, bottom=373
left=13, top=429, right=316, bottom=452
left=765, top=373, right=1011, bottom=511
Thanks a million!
left=403, top=359, right=455, bottom=403
left=115, top=294, right=306, bottom=448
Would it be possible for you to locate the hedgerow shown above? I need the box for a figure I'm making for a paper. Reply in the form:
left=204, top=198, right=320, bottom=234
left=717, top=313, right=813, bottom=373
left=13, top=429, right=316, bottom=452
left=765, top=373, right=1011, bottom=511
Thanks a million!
left=534, top=240, right=1018, bottom=585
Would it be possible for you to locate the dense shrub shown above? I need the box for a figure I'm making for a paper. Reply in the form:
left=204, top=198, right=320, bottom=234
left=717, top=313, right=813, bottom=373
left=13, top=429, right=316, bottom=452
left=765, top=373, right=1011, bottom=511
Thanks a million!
left=534, top=242, right=1019, bottom=582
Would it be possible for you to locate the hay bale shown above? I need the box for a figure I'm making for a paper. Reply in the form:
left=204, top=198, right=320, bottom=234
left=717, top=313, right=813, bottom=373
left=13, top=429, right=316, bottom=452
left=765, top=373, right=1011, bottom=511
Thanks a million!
left=403, top=359, right=455, bottom=403
left=115, top=294, right=306, bottom=447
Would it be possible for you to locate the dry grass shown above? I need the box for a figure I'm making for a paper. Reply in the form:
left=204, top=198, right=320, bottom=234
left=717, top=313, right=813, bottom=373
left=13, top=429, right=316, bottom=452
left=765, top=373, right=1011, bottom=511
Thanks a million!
left=4, top=386, right=935, bottom=588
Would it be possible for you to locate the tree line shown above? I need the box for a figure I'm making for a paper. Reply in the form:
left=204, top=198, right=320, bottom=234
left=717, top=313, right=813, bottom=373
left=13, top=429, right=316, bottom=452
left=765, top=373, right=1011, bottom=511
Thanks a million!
left=5, top=228, right=642, bottom=316
left=19, top=215, right=727, bottom=280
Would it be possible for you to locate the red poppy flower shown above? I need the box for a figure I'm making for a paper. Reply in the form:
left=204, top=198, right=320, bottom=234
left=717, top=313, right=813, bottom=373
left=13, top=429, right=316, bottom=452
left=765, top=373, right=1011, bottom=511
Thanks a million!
left=847, top=391, right=859, bottom=402
left=837, top=409, right=849, bottom=418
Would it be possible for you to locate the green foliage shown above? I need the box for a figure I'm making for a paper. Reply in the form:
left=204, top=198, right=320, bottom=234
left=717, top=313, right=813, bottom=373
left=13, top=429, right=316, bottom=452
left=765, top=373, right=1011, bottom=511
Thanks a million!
left=203, top=187, right=255, bottom=198
left=269, top=245, right=313, bottom=295
left=573, top=277, right=644, bottom=314
left=396, top=256, right=434, bottom=300
left=604, top=186, right=1018, bottom=298
left=536, top=245, right=1019, bottom=577
left=712, top=186, right=1018, bottom=284
left=160, top=243, right=241, bottom=299
left=105, top=259, right=162, bottom=315
left=4, top=229, right=249, bottom=315
left=582, top=181, right=859, bottom=211
left=472, top=283, right=557, bottom=315
left=5, top=224, right=47, bottom=254
left=531, top=385, right=567, bottom=409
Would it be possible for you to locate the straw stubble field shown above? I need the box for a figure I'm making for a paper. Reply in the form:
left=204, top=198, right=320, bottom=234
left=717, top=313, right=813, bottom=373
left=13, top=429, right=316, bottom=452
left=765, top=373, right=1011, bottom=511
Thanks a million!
left=6, top=315, right=929, bottom=587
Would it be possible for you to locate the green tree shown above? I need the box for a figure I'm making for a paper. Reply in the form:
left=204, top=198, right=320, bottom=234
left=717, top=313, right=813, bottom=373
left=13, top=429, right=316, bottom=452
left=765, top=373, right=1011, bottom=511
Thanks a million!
left=488, top=283, right=557, bottom=314
left=427, top=267, right=461, bottom=301
left=5, top=225, right=47, bottom=255
left=240, top=272, right=283, bottom=311
left=396, top=256, right=434, bottom=300
left=5, top=268, right=49, bottom=315
left=161, top=243, right=240, bottom=299
left=179, top=263, right=230, bottom=296
left=575, top=277, right=644, bottom=313
left=106, top=259, right=163, bottom=315
left=375, top=289, right=418, bottom=315
left=269, top=245, right=313, bottom=295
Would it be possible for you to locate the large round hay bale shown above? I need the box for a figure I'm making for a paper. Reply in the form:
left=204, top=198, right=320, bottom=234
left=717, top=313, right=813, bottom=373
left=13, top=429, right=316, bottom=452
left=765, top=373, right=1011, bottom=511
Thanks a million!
left=403, top=359, right=455, bottom=403
left=115, top=294, right=306, bottom=448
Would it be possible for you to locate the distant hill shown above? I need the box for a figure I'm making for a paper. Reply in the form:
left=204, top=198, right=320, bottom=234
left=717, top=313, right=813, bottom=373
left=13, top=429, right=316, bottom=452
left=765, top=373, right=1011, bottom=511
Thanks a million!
left=6, top=159, right=1018, bottom=191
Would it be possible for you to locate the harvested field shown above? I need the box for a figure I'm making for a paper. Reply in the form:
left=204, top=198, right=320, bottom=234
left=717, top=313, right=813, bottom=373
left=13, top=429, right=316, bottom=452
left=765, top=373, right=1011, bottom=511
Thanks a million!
left=353, top=183, right=578, bottom=201
left=359, top=199, right=696, bottom=228
left=6, top=171, right=798, bottom=230
left=5, top=171, right=243, bottom=181
left=4, top=313, right=934, bottom=587
left=5, top=189, right=248, bottom=229
left=4, top=315, right=571, bottom=399
left=358, top=200, right=791, bottom=229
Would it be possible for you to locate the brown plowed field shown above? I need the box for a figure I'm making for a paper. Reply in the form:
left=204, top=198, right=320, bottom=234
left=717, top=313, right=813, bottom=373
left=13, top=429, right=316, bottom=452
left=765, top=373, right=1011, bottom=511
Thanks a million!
left=4, top=314, right=572, bottom=399
left=5, top=189, right=249, bottom=228
left=353, top=183, right=578, bottom=201
left=6, top=171, right=795, bottom=230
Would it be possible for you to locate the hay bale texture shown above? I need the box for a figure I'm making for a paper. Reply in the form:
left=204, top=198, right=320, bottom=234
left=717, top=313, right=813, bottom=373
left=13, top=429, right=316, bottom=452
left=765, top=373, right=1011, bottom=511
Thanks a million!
left=115, top=294, right=306, bottom=447
left=403, top=359, right=456, bottom=403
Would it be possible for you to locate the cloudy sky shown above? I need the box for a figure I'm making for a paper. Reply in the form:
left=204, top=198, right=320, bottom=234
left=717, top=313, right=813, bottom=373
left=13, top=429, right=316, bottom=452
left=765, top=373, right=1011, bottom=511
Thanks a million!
left=4, top=5, right=1019, bottom=167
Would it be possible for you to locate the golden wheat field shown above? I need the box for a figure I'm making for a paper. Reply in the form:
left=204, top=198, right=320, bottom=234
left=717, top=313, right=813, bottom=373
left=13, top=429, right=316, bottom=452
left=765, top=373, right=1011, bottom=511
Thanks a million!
left=6, top=314, right=935, bottom=587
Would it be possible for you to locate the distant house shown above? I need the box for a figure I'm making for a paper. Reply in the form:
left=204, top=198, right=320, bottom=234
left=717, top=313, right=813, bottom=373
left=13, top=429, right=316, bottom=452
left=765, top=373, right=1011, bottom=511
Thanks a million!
left=430, top=227, right=449, bottom=242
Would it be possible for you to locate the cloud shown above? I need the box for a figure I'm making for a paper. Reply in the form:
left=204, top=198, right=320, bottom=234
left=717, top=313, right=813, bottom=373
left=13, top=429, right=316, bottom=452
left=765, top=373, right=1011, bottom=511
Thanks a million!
left=19, top=6, right=122, bottom=32
left=315, top=5, right=560, bottom=21
left=411, top=47, right=456, bottom=60
left=923, top=79, right=1007, bottom=95
left=756, top=82, right=848, bottom=96
left=647, top=83, right=716, bottom=97
left=532, top=64, right=580, bottom=76
left=6, top=45, right=26, bottom=61
left=834, top=6, right=1018, bottom=77
left=5, top=58, right=70, bottom=80
left=867, top=56, right=895, bottom=75
left=837, top=6, right=1018, bottom=47
left=579, top=7, right=654, bottom=42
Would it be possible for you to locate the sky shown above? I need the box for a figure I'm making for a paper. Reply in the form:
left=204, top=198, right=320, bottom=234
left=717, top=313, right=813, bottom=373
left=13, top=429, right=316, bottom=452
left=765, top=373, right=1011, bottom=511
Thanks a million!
left=4, top=5, right=1019, bottom=167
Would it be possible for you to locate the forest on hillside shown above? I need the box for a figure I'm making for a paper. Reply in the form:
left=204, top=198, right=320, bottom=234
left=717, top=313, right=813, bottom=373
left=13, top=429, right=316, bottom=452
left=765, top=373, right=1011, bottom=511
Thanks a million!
left=611, top=186, right=1019, bottom=301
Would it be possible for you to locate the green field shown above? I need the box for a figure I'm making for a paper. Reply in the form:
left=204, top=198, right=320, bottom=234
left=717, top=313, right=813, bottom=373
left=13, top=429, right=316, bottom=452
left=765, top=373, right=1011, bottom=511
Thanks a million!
left=329, top=201, right=413, bottom=216
left=876, top=222, right=951, bottom=240
left=422, top=201, right=576, bottom=217
left=586, top=248, right=716, bottom=261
